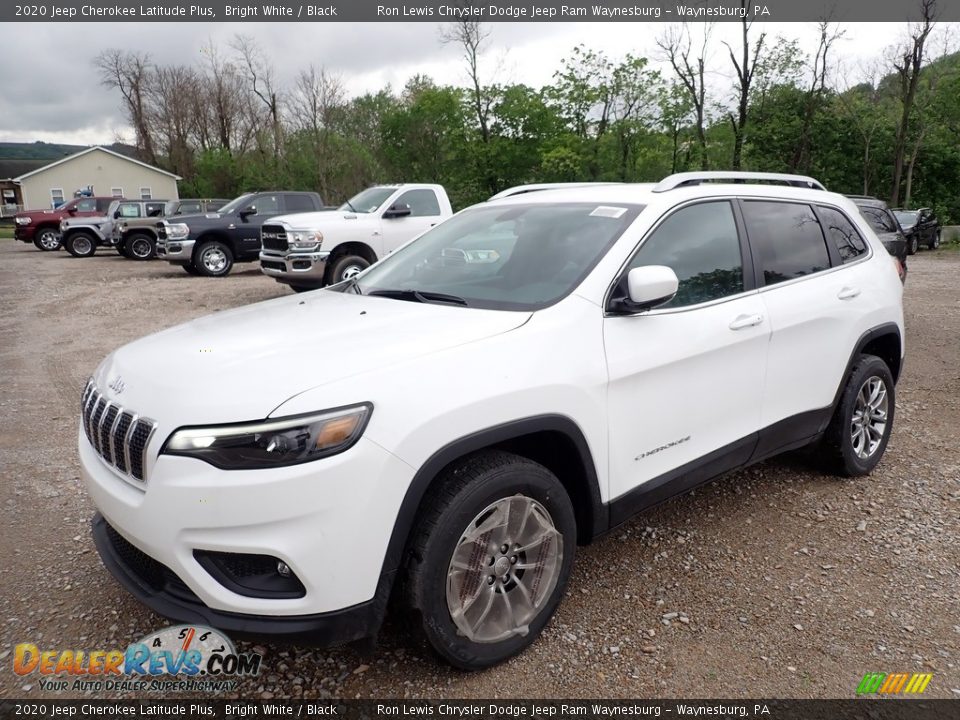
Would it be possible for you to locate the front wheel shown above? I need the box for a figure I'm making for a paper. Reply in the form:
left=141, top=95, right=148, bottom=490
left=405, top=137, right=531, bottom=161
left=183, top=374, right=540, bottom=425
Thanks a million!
left=33, top=228, right=61, bottom=251
left=64, top=232, right=97, bottom=258
left=327, top=254, right=370, bottom=285
left=194, top=241, right=233, bottom=277
left=930, top=230, right=941, bottom=250
left=182, top=263, right=202, bottom=276
left=822, top=354, right=895, bottom=477
left=405, top=451, right=576, bottom=669
left=907, top=235, right=918, bottom=255
left=126, top=233, right=156, bottom=260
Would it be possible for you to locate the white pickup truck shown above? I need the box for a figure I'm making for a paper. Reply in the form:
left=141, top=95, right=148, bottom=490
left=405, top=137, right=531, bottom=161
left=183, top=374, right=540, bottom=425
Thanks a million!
left=259, top=184, right=453, bottom=291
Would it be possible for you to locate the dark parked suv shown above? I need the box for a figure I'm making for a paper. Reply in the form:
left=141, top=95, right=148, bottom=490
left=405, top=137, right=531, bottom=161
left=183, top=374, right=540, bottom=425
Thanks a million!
left=848, top=196, right=908, bottom=282
left=894, top=207, right=941, bottom=253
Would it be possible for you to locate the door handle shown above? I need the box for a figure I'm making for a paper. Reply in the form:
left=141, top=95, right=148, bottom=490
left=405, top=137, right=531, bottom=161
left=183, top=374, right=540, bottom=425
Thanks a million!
left=837, top=287, right=861, bottom=300
left=729, top=313, right=763, bottom=330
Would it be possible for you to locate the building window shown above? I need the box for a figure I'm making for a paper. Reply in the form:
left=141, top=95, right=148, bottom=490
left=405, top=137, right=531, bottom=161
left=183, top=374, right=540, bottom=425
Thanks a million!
left=111, top=187, right=124, bottom=198
left=139, top=187, right=152, bottom=200
left=51, top=189, right=65, bottom=208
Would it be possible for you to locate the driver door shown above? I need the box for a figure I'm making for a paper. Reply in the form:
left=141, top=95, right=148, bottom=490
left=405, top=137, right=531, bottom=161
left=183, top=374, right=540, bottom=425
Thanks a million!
left=236, top=194, right=282, bottom=257
left=604, top=200, right=769, bottom=510
left=379, top=189, right=443, bottom=256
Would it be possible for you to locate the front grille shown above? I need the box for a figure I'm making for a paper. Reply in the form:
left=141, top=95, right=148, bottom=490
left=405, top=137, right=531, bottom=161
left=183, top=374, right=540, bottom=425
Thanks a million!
left=261, top=224, right=288, bottom=252
left=81, top=380, right=157, bottom=484
left=260, top=259, right=286, bottom=272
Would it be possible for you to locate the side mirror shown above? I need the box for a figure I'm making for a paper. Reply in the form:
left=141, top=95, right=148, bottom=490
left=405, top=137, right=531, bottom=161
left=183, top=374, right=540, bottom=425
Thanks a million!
left=113, top=210, right=121, bottom=219
left=383, top=203, right=412, bottom=219
left=239, top=205, right=257, bottom=219
left=67, top=206, right=78, bottom=215
left=611, top=266, right=679, bottom=313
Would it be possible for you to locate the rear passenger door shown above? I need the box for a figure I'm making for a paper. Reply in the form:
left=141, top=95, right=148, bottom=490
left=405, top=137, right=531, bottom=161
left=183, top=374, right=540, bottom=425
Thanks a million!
left=742, top=200, right=871, bottom=454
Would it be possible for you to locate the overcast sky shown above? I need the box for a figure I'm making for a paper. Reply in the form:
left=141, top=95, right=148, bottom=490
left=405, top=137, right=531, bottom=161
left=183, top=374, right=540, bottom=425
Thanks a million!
left=0, top=22, right=934, bottom=146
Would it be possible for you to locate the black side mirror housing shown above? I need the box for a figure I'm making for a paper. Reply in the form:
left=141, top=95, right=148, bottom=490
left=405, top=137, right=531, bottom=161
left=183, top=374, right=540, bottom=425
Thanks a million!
left=239, top=205, right=257, bottom=219
left=384, top=203, right=412, bottom=219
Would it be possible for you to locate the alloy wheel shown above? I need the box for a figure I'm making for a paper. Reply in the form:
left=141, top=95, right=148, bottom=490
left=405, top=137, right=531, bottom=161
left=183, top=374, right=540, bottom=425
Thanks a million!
left=38, top=231, right=60, bottom=250
left=850, top=376, right=888, bottom=460
left=201, top=247, right=227, bottom=273
left=131, top=238, right=152, bottom=259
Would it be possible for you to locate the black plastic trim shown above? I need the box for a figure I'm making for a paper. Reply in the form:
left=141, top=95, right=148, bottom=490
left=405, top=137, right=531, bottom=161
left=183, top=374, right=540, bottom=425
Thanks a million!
left=380, top=414, right=606, bottom=577
left=93, top=513, right=390, bottom=645
left=193, top=550, right=306, bottom=600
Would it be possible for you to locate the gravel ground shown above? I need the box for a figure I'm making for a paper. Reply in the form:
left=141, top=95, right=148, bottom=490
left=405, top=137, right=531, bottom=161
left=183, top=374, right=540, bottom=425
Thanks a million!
left=0, top=241, right=958, bottom=700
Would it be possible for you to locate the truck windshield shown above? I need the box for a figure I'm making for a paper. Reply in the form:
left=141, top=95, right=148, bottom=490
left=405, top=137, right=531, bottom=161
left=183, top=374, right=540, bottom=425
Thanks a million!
left=217, top=194, right=256, bottom=215
left=354, top=202, right=642, bottom=311
left=340, top=187, right=395, bottom=213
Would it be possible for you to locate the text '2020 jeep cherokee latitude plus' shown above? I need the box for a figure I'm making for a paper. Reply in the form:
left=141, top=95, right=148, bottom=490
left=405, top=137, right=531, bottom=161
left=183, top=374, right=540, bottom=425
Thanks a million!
left=81, top=173, right=903, bottom=669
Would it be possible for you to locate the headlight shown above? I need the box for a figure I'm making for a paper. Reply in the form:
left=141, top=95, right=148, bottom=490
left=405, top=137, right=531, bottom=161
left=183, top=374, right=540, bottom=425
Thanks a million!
left=164, top=222, right=190, bottom=240
left=288, top=230, right=323, bottom=250
left=15, top=216, right=31, bottom=226
left=161, top=404, right=372, bottom=470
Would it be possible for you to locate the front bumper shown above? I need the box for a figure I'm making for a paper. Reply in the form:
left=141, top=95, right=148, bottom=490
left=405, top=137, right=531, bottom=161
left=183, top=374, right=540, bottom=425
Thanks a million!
left=92, top=512, right=391, bottom=644
left=81, top=424, right=413, bottom=639
left=259, top=249, right=331, bottom=286
left=14, top=225, right=35, bottom=242
left=157, top=238, right=195, bottom=264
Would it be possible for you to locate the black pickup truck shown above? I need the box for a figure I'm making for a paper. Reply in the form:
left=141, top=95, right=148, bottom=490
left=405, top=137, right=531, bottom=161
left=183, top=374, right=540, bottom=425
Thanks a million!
left=156, top=191, right=325, bottom=276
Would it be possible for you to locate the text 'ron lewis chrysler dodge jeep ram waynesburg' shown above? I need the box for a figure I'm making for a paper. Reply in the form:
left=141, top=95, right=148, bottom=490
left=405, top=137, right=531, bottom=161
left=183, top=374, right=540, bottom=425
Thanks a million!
left=81, top=173, right=903, bottom=669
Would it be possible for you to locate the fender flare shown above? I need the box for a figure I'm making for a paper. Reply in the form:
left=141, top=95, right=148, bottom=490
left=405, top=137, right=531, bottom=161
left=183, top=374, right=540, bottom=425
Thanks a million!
left=378, top=414, right=607, bottom=580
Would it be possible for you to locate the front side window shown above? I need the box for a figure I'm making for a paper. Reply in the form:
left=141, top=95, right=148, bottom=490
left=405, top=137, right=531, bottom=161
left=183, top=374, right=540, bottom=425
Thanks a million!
left=75, top=198, right=97, bottom=212
left=118, top=203, right=141, bottom=218
left=819, top=206, right=867, bottom=263
left=253, top=195, right=280, bottom=213
left=175, top=201, right=200, bottom=215
left=625, top=201, right=744, bottom=308
left=355, top=202, right=642, bottom=311
left=394, top=189, right=441, bottom=217
left=742, top=201, right=830, bottom=286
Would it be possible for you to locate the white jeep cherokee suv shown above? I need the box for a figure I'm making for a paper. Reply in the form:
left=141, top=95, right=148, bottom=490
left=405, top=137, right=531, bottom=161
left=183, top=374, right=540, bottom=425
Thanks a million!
left=80, top=173, right=903, bottom=669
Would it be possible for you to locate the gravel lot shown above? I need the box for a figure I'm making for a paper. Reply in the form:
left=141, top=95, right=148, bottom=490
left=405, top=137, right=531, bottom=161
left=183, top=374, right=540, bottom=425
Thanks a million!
left=0, top=241, right=958, bottom=700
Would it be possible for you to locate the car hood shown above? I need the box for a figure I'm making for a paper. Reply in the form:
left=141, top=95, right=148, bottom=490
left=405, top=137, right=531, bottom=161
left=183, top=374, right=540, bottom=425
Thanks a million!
left=92, top=290, right=530, bottom=425
left=17, top=209, right=64, bottom=223
left=268, top=210, right=369, bottom=228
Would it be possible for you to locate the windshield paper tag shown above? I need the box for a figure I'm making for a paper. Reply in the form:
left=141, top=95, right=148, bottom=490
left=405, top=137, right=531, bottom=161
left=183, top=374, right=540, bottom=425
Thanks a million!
left=590, top=206, right=627, bottom=219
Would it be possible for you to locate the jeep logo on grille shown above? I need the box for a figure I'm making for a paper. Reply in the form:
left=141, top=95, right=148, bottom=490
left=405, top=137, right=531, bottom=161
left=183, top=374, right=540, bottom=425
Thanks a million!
left=108, top=377, right=125, bottom=395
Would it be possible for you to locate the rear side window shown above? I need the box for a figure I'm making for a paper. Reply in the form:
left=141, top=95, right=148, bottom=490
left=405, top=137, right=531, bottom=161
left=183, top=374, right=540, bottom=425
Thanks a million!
left=818, top=206, right=867, bottom=263
left=742, top=201, right=830, bottom=286
left=627, top=200, right=744, bottom=308
left=284, top=194, right=316, bottom=213
left=857, top=205, right=898, bottom=234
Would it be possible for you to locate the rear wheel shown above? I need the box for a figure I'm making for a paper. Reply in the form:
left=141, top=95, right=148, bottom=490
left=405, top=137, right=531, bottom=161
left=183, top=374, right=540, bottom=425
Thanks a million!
left=822, top=354, right=895, bottom=477
left=126, top=233, right=156, bottom=261
left=64, top=232, right=97, bottom=258
left=116, top=242, right=128, bottom=257
left=194, top=241, right=233, bottom=277
left=33, top=228, right=61, bottom=251
left=405, top=451, right=576, bottom=669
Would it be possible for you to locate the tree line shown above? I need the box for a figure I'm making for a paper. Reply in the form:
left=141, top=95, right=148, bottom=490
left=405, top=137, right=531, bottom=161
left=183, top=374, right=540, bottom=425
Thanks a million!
left=95, top=3, right=960, bottom=221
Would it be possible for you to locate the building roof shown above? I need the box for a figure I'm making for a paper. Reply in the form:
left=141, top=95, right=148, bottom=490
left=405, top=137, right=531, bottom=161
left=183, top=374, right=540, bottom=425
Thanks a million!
left=12, top=146, right=182, bottom=182
left=0, top=159, right=48, bottom=181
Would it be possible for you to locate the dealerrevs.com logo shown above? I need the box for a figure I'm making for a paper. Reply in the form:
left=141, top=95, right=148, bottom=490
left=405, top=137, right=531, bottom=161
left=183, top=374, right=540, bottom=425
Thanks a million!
left=856, top=672, right=934, bottom=695
left=12, top=624, right=261, bottom=693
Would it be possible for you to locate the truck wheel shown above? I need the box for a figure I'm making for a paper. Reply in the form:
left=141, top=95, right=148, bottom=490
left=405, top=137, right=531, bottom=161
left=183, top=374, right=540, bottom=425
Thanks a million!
left=116, top=242, right=128, bottom=257
left=195, top=241, right=233, bottom=277
left=404, top=451, right=576, bottom=670
left=33, top=228, right=61, bottom=251
left=126, top=233, right=156, bottom=261
left=907, top=235, right=918, bottom=255
left=822, top=354, right=895, bottom=477
left=182, top=263, right=201, bottom=276
left=328, top=254, right=370, bottom=284
left=64, top=232, right=97, bottom=258
left=930, top=230, right=941, bottom=250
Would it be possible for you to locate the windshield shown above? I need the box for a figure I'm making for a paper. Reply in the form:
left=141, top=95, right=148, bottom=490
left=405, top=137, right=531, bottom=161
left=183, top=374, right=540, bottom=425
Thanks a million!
left=893, top=210, right=918, bottom=228
left=339, top=187, right=395, bottom=213
left=164, top=201, right=179, bottom=216
left=354, top=202, right=642, bottom=311
left=216, top=194, right=255, bottom=215
left=857, top=206, right=898, bottom=234
left=107, top=200, right=121, bottom=216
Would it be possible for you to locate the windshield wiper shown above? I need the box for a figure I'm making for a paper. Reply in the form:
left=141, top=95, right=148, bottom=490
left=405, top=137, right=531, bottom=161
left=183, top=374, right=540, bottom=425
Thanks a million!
left=367, top=288, right=468, bottom=306
left=344, top=199, right=358, bottom=213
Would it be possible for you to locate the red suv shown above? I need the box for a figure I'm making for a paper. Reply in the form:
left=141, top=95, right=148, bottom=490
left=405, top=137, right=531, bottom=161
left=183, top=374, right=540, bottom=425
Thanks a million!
left=14, top=196, right=118, bottom=251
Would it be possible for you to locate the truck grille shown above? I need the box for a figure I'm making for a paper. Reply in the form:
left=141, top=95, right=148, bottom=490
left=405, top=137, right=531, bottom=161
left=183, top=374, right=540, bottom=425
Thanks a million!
left=81, top=380, right=157, bottom=483
left=261, top=224, right=288, bottom=252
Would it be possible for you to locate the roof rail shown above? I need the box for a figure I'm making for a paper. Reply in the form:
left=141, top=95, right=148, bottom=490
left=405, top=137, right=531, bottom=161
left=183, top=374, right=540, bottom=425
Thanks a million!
left=652, top=171, right=826, bottom=193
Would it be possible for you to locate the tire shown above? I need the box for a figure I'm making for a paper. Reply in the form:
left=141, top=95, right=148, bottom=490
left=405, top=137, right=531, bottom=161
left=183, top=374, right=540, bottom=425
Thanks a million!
left=289, top=284, right=317, bottom=293
left=64, top=232, right=97, bottom=258
left=405, top=450, right=576, bottom=670
left=907, top=235, right=918, bottom=255
left=328, top=254, right=370, bottom=284
left=822, top=354, right=895, bottom=477
left=116, top=242, right=129, bottom=257
left=194, top=240, right=233, bottom=277
left=182, top=263, right=202, bottom=276
left=33, top=227, right=61, bottom=251
left=126, top=233, right=156, bottom=261
left=930, top=230, right=941, bottom=250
